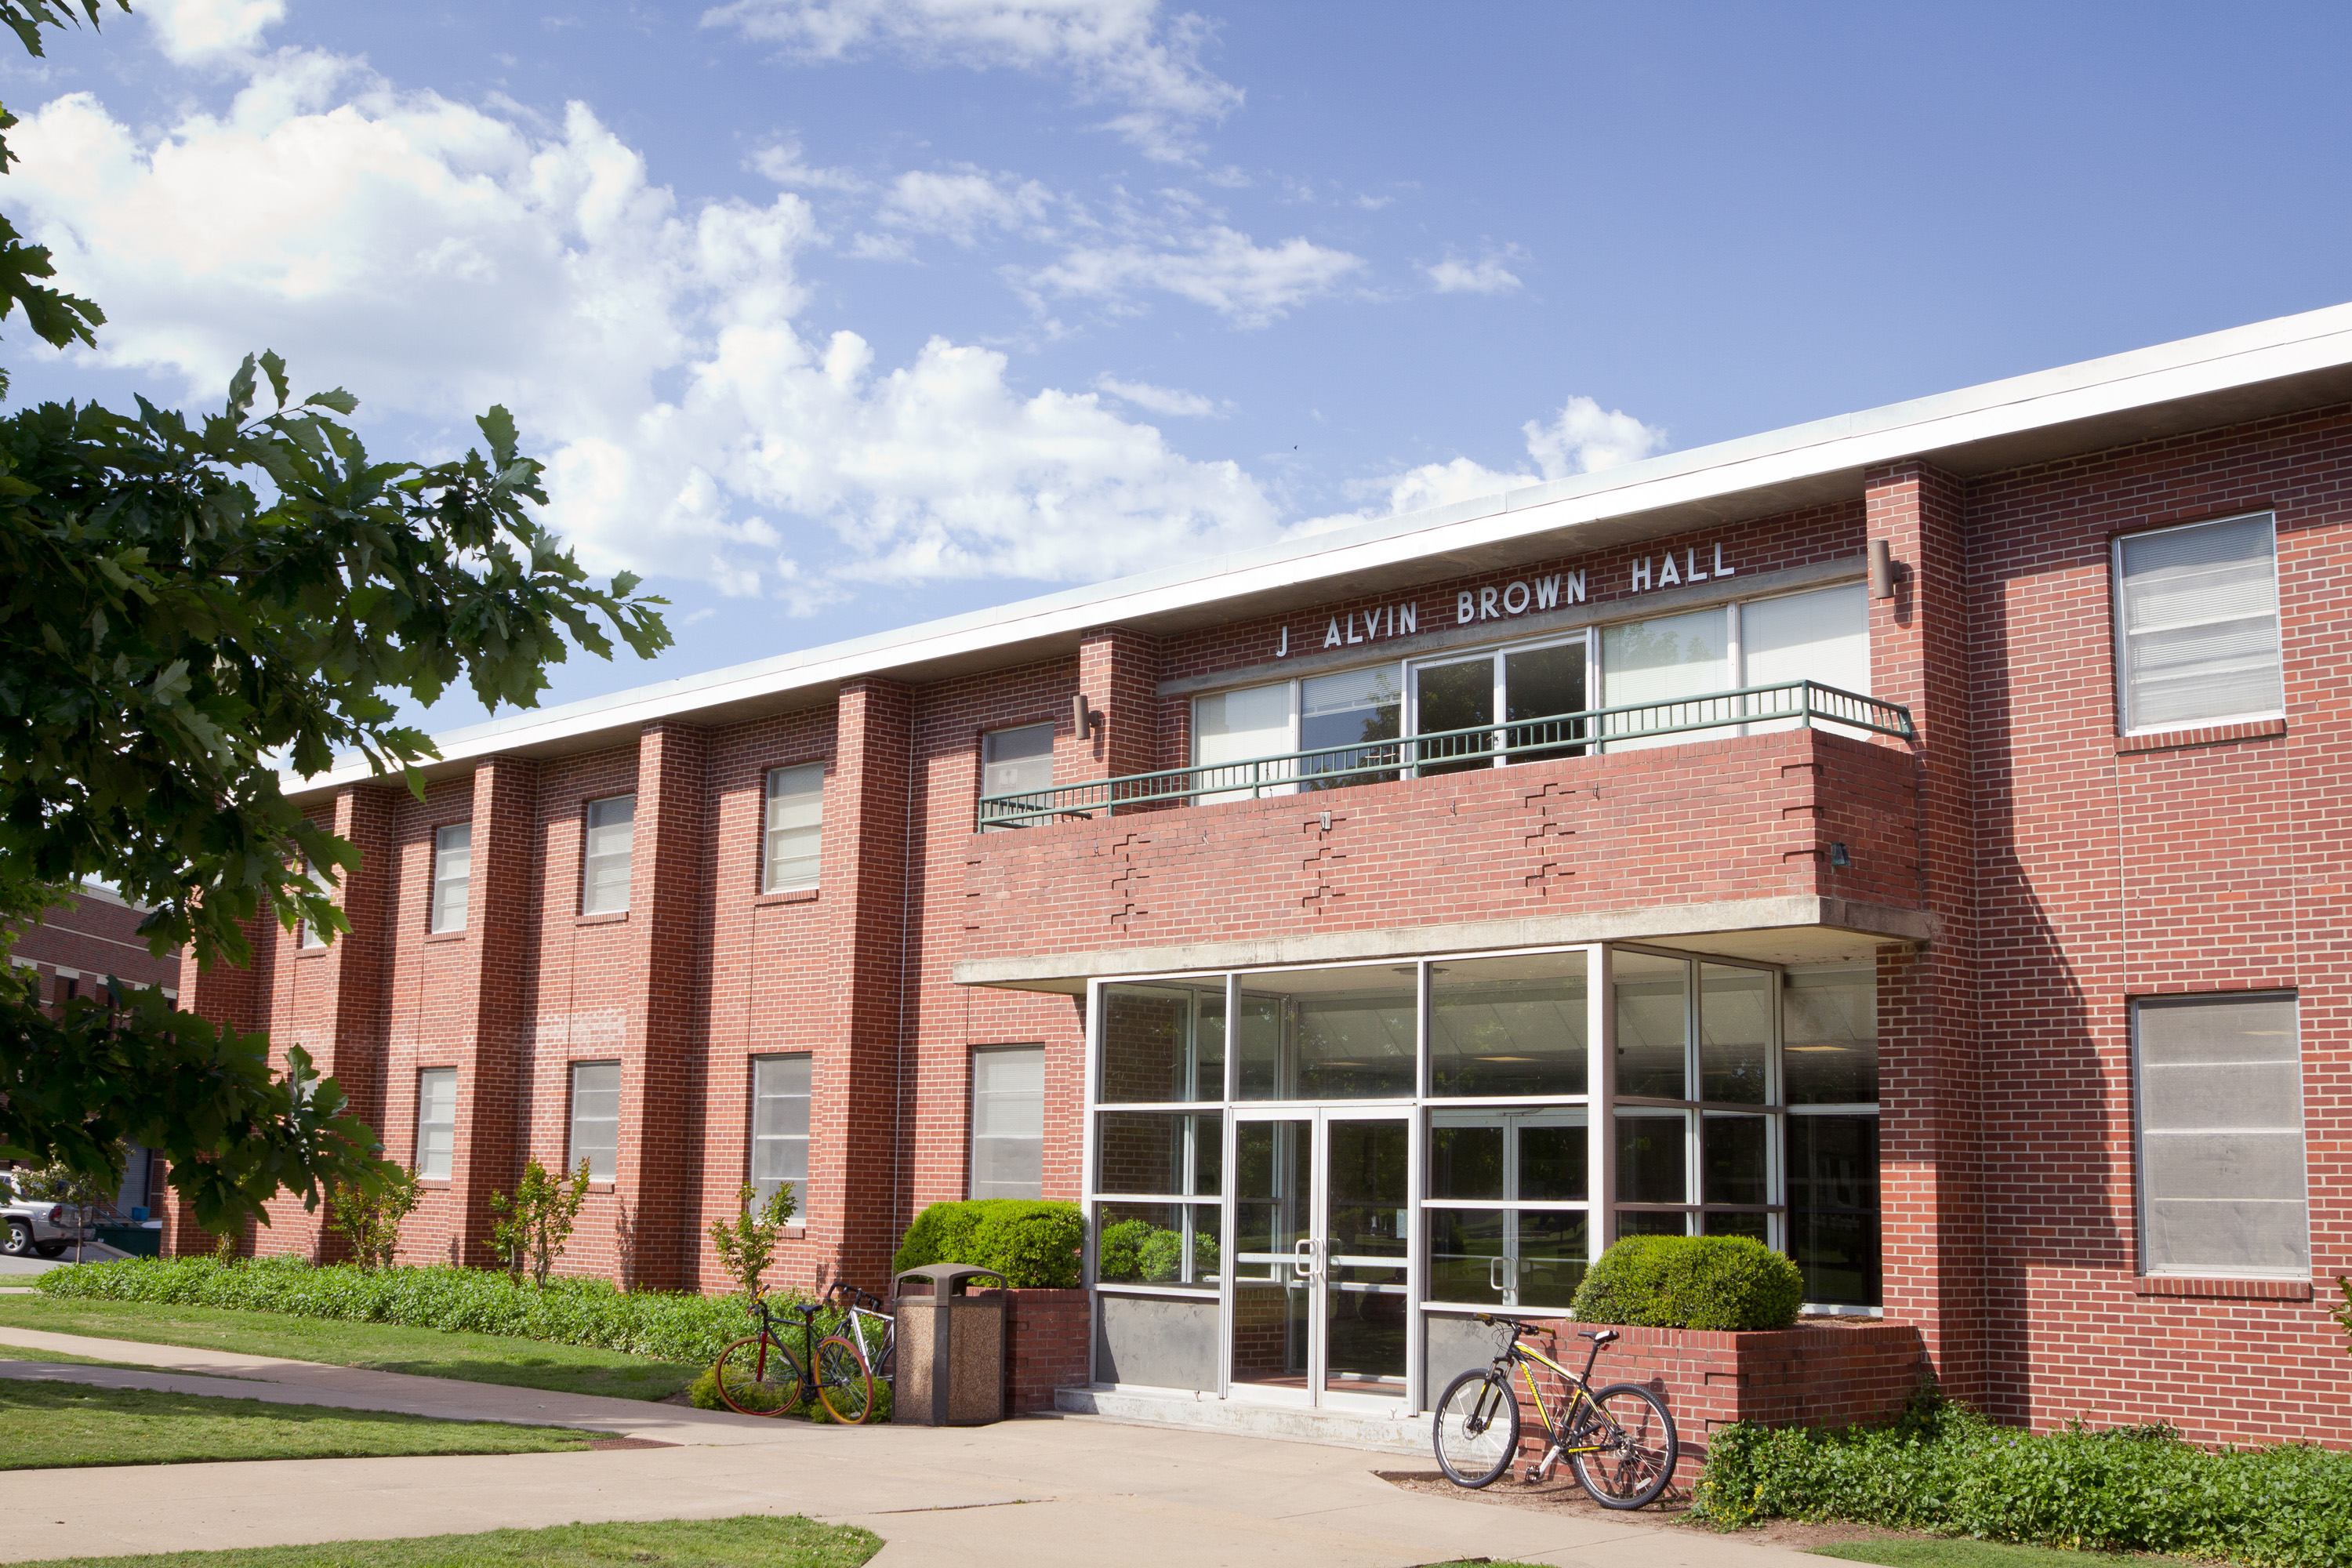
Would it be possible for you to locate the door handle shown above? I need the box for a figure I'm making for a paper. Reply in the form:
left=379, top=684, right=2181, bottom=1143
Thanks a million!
left=1489, top=1254, right=1515, bottom=1294
left=1294, top=1238, right=1316, bottom=1280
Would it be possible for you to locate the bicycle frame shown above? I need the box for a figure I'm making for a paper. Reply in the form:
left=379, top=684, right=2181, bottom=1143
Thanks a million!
left=1501, top=1332, right=1617, bottom=1478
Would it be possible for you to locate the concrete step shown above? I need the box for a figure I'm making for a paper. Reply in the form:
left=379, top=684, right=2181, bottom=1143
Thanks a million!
left=1054, top=1385, right=1435, bottom=1457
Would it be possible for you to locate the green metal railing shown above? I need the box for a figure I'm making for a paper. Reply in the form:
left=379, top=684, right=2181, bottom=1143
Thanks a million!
left=975, top=679, right=1915, bottom=829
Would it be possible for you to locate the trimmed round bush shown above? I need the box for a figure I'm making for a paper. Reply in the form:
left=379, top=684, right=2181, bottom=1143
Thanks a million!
left=888, top=1199, right=1082, bottom=1288
left=1568, top=1234, right=1803, bottom=1330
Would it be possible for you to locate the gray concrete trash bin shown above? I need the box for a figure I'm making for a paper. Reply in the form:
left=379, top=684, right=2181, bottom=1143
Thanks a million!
left=893, top=1263, right=1008, bottom=1426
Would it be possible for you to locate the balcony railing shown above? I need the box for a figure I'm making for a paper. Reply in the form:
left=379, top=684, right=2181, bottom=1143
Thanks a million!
left=975, top=680, right=1915, bottom=830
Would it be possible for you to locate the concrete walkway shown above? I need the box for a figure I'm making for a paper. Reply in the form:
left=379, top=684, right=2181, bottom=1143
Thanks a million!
left=0, top=1325, right=1809, bottom=1568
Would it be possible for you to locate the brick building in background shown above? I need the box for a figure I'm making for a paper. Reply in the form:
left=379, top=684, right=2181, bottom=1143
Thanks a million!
left=174, top=303, right=2352, bottom=1448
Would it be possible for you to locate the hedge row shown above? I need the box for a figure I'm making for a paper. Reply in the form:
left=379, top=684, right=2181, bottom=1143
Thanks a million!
left=1569, top=1235, right=1803, bottom=1331
left=36, top=1256, right=786, bottom=1365
left=890, top=1200, right=1082, bottom=1288
left=1694, top=1392, right=2352, bottom=1568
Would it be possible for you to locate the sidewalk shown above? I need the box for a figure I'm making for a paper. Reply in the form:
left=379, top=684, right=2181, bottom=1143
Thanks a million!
left=0, top=1325, right=1819, bottom=1568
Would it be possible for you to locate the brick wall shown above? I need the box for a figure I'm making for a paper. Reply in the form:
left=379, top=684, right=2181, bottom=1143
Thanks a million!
left=1004, top=1287, right=1091, bottom=1412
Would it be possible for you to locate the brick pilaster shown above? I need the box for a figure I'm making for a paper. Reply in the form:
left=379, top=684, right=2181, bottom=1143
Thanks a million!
left=445, top=756, right=539, bottom=1269
left=1076, top=625, right=1161, bottom=783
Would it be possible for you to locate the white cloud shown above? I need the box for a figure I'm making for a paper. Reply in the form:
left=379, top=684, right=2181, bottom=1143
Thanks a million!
left=1023, top=224, right=1363, bottom=326
left=1524, top=395, right=1666, bottom=478
left=1094, top=374, right=1223, bottom=416
left=7, top=48, right=1286, bottom=604
left=702, top=0, right=1243, bottom=162
left=142, top=0, right=285, bottom=64
left=1424, top=252, right=1522, bottom=295
left=876, top=166, right=1053, bottom=245
left=749, top=138, right=867, bottom=191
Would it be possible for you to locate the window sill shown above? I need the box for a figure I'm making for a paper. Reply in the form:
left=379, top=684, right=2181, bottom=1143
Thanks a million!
left=1093, top=1281, right=1218, bottom=1299
left=586, top=1181, right=615, bottom=1194
left=2132, top=1274, right=2312, bottom=1301
left=575, top=911, right=628, bottom=927
left=2117, top=717, right=2286, bottom=754
left=753, top=888, right=820, bottom=906
left=424, top=930, right=467, bottom=944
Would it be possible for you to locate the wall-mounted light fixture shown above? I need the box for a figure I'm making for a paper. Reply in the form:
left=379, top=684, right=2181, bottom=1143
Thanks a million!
left=1072, top=693, right=1102, bottom=740
left=1867, top=539, right=1896, bottom=599
left=1828, top=842, right=1851, bottom=869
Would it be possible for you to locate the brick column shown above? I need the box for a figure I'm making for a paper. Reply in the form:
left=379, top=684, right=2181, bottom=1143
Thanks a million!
left=1864, top=459, right=1984, bottom=1401
left=445, top=757, right=539, bottom=1269
left=612, top=722, right=709, bottom=1290
left=1076, top=625, right=1161, bottom=782
left=821, top=678, right=912, bottom=1292
left=163, top=917, right=268, bottom=1258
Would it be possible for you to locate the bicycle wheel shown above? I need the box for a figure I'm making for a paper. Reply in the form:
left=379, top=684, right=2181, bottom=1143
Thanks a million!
left=1432, top=1368, right=1519, bottom=1488
left=813, top=1334, right=877, bottom=1424
left=713, top=1333, right=803, bottom=1416
left=1567, top=1382, right=1679, bottom=1509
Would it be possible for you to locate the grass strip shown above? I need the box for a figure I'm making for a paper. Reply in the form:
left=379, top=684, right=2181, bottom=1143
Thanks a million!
left=0, top=1515, right=880, bottom=1567
left=1813, top=1541, right=2157, bottom=1568
left=0, top=1380, right=593, bottom=1469
left=0, top=1296, right=699, bottom=1400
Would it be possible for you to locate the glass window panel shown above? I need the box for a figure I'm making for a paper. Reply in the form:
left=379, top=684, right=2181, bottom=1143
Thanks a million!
left=1504, top=641, right=1588, bottom=762
left=2120, top=516, right=2283, bottom=731
left=1702, top=1210, right=1769, bottom=1242
left=1788, top=1113, right=1880, bottom=1307
left=297, top=859, right=334, bottom=949
left=1428, top=1123, right=1504, bottom=1201
left=1701, top=1114, right=1769, bottom=1205
left=1098, top=982, right=1225, bottom=1104
left=1236, top=967, right=1416, bottom=1100
left=1095, top=1112, right=1221, bottom=1197
left=750, top=1054, right=811, bottom=1218
left=763, top=764, right=824, bottom=892
left=568, top=1061, right=620, bottom=1180
left=582, top=796, right=634, bottom=915
left=1784, top=967, right=1879, bottom=1104
left=971, top=1045, right=1045, bottom=1200
left=430, top=824, right=471, bottom=934
left=1613, top=950, right=1689, bottom=1100
left=415, top=1068, right=456, bottom=1181
left=1095, top=1201, right=1219, bottom=1289
left=1232, top=1119, right=1312, bottom=1261
left=1412, top=656, right=1494, bottom=775
left=1194, top=682, right=1296, bottom=801
left=1514, top=1210, right=1589, bottom=1307
left=1616, top=1210, right=1690, bottom=1237
left=1301, top=666, right=1401, bottom=789
left=980, top=724, right=1056, bottom=826
left=1432, top=950, right=1588, bottom=1098
left=2134, top=994, right=2306, bottom=1276
left=1700, top=964, right=1771, bottom=1105
left=1327, top=1118, right=1409, bottom=1260
left=1426, top=1207, right=1506, bottom=1303
left=1602, top=608, right=1731, bottom=750
left=1615, top=1112, right=1686, bottom=1204
left=1519, top=1123, right=1588, bottom=1203
left=1742, top=584, right=1871, bottom=736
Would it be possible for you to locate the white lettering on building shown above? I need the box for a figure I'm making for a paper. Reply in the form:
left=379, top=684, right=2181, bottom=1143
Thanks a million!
left=1296, top=602, right=1417, bottom=657
left=1628, top=543, right=1733, bottom=596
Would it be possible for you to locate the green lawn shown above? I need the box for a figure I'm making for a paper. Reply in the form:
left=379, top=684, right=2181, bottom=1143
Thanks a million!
left=0, top=1296, right=699, bottom=1399
left=1814, top=1541, right=2176, bottom=1568
left=2, top=1340, right=261, bottom=1377
left=0, top=1380, right=593, bottom=1469
left=0, top=1516, right=878, bottom=1567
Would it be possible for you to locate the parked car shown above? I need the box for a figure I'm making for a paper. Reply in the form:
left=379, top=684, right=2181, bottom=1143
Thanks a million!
left=2, top=1201, right=75, bottom=1258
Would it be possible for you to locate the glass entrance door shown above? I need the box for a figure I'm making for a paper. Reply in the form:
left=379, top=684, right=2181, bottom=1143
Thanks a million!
left=1229, top=1110, right=1412, bottom=1407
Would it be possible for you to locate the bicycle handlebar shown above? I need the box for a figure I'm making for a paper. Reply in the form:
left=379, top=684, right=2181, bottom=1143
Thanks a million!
left=1472, top=1312, right=1555, bottom=1338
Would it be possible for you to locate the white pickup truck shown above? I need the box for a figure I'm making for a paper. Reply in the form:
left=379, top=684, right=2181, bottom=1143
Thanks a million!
left=2, top=1200, right=77, bottom=1258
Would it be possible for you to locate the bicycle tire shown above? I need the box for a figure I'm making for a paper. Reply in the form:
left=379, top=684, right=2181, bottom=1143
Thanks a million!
left=1432, top=1367, right=1519, bottom=1488
left=1566, top=1381, right=1678, bottom=1509
left=813, top=1334, right=877, bottom=1424
left=713, top=1332, right=803, bottom=1417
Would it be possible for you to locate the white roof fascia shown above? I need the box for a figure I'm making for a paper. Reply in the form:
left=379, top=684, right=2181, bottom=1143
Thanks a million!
left=288, top=300, right=2352, bottom=795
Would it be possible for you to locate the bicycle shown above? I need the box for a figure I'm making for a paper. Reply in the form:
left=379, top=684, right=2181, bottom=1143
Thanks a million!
left=803, top=1283, right=896, bottom=1425
left=713, top=1290, right=874, bottom=1422
left=1431, top=1316, right=1679, bottom=1508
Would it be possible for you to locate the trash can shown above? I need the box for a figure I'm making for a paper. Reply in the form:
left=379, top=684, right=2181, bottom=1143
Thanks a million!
left=893, top=1263, right=1008, bottom=1427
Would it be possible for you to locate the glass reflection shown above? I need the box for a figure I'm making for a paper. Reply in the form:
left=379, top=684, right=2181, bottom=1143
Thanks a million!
left=1613, top=951, right=1688, bottom=1099
left=1099, top=981, right=1225, bottom=1103
left=1236, top=967, right=1416, bottom=1099
left=1700, top=964, right=1771, bottom=1104
left=1784, top=967, right=1878, bottom=1104
left=1432, top=951, right=1588, bottom=1098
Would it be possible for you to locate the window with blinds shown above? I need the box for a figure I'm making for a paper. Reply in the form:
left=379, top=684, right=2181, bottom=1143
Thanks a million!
left=2115, top=514, right=2283, bottom=733
left=581, top=796, right=635, bottom=914
left=762, top=765, right=823, bottom=893
left=430, top=823, right=471, bottom=934
left=750, top=1054, right=811, bottom=1219
left=971, top=1044, right=1045, bottom=1200
left=2133, top=993, right=2306, bottom=1277
left=415, top=1068, right=457, bottom=1181
left=568, top=1061, right=622, bottom=1181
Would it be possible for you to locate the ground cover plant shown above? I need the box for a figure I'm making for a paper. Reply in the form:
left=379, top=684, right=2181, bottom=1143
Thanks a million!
left=0, top=1294, right=701, bottom=1400
left=1569, top=1233, right=1804, bottom=1330
left=1812, top=1541, right=2187, bottom=1568
left=0, top=1379, right=591, bottom=1469
left=0, top=1515, right=879, bottom=1568
left=1692, top=1389, right=2352, bottom=1568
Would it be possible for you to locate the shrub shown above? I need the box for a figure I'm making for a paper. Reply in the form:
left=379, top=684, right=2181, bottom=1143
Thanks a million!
left=688, top=1366, right=725, bottom=1410
left=1691, top=1390, right=2352, bottom=1568
left=328, top=1167, right=420, bottom=1271
left=707, top=1183, right=796, bottom=1298
left=1568, top=1235, right=1802, bottom=1330
left=35, top=1254, right=793, bottom=1366
left=891, top=1200, right=1082, bottom=1289
left=488, top=1160, right=592, bottom=1285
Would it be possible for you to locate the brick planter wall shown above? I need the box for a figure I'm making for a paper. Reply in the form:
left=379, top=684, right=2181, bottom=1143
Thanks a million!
left=1003, top=1287, right=1090, bottom=1414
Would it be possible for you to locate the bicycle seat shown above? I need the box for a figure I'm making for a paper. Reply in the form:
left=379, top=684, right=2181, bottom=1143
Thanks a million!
left=1577, top=1328, right=1620, bottom=1345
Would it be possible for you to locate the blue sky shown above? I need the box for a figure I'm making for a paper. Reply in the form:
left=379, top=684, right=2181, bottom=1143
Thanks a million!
left=6, top=1, right=2351, bottom=735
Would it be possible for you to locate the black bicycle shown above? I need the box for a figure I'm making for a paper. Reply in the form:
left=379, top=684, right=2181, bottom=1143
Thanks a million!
left=1431, top=1316, right=1679, bottom=1508
left=807, top=1283, right=895, bottom=1423
left=713, top=1290, right=873, bottom=1421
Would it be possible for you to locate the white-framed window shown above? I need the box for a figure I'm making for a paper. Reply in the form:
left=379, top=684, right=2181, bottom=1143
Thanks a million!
left=296, top=858, right=335, bottom=949
left=979, top=724, right=1056, bottom=828
left=2133, top=993, right=2307, bottom=1278
left=415, top=1068, right=457, bottom=1181
left=568, top=1061, right=622, bottom=1180
left=750, top=1054, right=811, bottom=1220
left=971, top=1044, right=1045, bottom=1200
left=1193, top=681, right=1297, bottom=801
left=1427, top=1107, right=1590, bottom=1309
left=430, top=823, right=471, bottom=934
left=2114, top=513, right=2283, bottom=734
left=581, top=795, right=635, bottom=915
left=762, top=764, right=824, bottom=893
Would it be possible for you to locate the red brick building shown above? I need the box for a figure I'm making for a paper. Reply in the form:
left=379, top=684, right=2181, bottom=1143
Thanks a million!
left=183, top=304, right=2352, bottom=1448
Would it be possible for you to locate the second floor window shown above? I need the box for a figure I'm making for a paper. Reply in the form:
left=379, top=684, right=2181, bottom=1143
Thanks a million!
left=2115, top=513, right=2282, bottom=734
left=980, top=724, right=1054, bottom=826
left=582, top=795, right=635, bottom=914
left=296, top=858, right=334, bottom=949
left=430, top=823, right=471, bottom=933
left=763, top=764, right=824, bottom=893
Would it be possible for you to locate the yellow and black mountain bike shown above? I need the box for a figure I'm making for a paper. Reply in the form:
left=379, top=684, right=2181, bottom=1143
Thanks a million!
left=1432, top=1316, right=1679, bottom=1508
